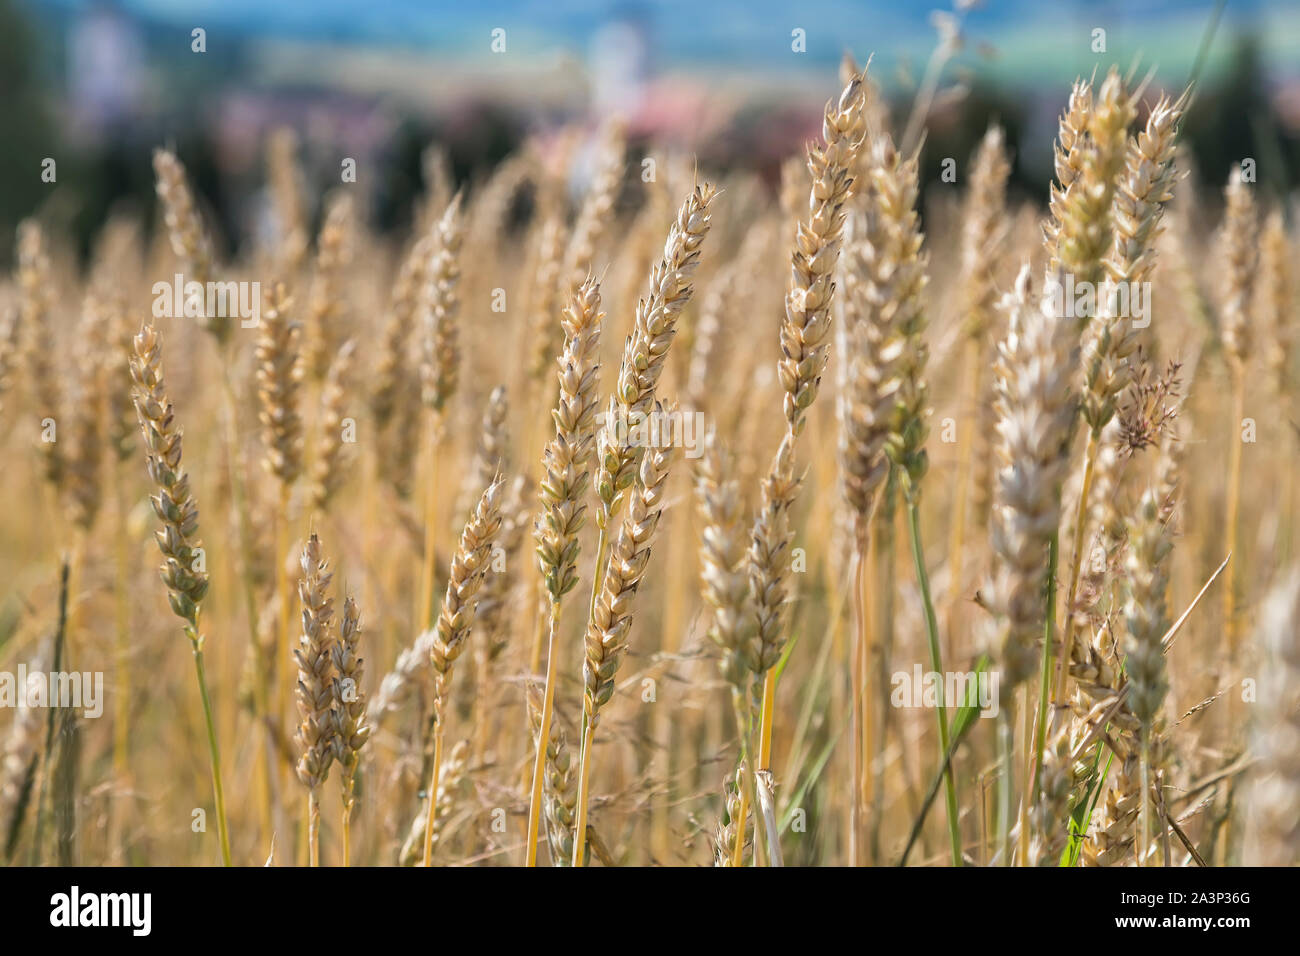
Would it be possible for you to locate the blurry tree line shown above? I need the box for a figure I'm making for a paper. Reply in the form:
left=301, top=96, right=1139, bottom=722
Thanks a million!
left=0, top=0, right=1294, bottom=267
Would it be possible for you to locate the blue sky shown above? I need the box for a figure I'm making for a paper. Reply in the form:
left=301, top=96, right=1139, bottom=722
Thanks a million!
left=29, top=0, right=1300, bottom=90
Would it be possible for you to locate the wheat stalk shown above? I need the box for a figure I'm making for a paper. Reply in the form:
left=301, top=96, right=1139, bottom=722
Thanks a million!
left=526, top=277, right=603, bottom=865
left=129, top=322, right=231, bottom=865
left=295, top=533, right=337, bottom=865
left=422, top=475, right=506, bottom=865
left=573, top=422, right=678, bottom=865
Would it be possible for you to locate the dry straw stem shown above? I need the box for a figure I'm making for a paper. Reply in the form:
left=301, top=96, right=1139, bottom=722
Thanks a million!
left=256, top=282, right=305, bottom=488
left=596, top=184, right=717, bottom=528
left=573, top=426, right=678, bottom=865
left=423, top=476, right=506, bottom=865
left=129, top=322, right=230, bottom=865
left=1243, top=570, right=1300, bottom=865
left=778, top=71, right=869, bottom=437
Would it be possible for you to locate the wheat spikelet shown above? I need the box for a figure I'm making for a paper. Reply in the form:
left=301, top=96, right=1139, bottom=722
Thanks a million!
left=66, top=296, right=112, bottom=532
left=712, top=766, right=750, bottom=867
left=372, top=233, right=431, bottom=426
left=986, top=267, right=1077, bottom=694
left=17, top=221, right=64, bottom=492
left=1258, top=209, right=1292, bottom=395
left=295, top=533, right=337, bottom=790
left=151, top=149, right=228, bottom=342
left=777, top=72, right=868, bottom=436
left=526, top=685, right=578, bottom=865
left=371, top=629, right=436, bottom=726
left=860, top=133, right=930, bottom=500
left=748, top=434, right=800, bottom=678
left=1217, top=170, right=1258, bottom=369
left=256, top=282, right=304, bottom=488
left=525, top=211, right=568, bottom=385
left=563, top=120, right=625, bottom=290
left=309, top=339, right=356, bottom=516
left=399, top=739, right=469, bottom=866
left=1081, top=94, right=1184, bottom=435
left=477, top=475, right=530, bottom=664
left=958, top=125, right=1012, bottom=341
left=584, top=422, right=677, bottom=726
left=596, top=184, right=716, bottom=528
left=696, top=432, right=759, bottom=695
left=430, top=476, right=506, bottom=724
left=1043, top=79, right=1093, bottom=269
left=306, top=192, right=354, bottom=382
left=331, top=595, right=370, bottom=819
left=1243, top=570, right=1300, bottom=866
left=0, top=647, right=47, bottom=856
left=1125, top=492, right=1173, bottom=732
left=536, top=278, right=603, bottom=601
left=267, top=127, right=309, bottom=275
left=1047, top=69, right=1134, bottom=292
left=129, top=324, right=210, bottom=630
left=0, top=303, right=20, bottom=417
left=420, top=193, right=465, bottom=415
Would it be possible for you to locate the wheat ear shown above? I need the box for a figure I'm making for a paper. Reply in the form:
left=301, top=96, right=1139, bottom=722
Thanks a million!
left=526, top=278, right=603, bottom=865
left=422, top=476, right=506, bottom=865
left=129, top=323, right=231, bottom=865
left=573, top=421, right=678, bottom=866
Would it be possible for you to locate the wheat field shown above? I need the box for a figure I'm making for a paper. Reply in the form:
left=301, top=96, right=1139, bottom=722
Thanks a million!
left=0, top=50, right=1296, bottom=869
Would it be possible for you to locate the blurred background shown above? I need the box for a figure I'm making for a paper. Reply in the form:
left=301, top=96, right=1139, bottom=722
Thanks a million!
left=3, top=0, right=1299, bottom=262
